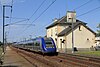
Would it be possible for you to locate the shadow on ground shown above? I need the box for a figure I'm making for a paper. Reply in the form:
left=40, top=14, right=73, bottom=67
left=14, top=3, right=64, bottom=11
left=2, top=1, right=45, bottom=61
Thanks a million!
left=0, top=65, right=19, bottom=67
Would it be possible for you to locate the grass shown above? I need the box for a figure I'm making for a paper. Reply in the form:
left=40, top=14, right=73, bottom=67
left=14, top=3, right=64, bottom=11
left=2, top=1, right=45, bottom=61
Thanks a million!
left=0, top=46, right=3, bottom=56
left=0, top=46, right=4, bottom=60
left=76, top=51, right=100, bottom=57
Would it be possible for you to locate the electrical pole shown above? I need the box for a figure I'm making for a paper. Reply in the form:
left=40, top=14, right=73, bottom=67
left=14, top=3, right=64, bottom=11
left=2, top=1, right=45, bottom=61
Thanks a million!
left=2, top=5, right=12, bottom=53
left=5, top=32, right=7, bottom=46
left=3, top=5, right=5, bottom=53
left=72, top=17, right=74, bottom=53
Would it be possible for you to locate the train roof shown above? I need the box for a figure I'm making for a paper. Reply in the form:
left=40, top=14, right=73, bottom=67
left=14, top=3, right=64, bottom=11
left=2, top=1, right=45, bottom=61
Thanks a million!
left=14, top=37, right=53, bottom=44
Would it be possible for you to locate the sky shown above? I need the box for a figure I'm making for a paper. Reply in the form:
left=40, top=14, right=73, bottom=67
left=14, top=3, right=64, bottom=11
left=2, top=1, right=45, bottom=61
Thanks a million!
left=0, top=0, right=100, bottom=42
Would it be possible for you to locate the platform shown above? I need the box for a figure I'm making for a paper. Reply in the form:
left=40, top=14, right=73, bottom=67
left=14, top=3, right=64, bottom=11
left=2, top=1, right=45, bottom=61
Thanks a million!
left=1, top=46, right=34, bottom=67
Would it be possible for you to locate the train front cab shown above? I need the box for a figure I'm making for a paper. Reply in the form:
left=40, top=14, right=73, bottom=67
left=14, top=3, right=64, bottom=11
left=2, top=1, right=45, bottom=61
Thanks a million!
left=42, top=37, right=57, bottom=55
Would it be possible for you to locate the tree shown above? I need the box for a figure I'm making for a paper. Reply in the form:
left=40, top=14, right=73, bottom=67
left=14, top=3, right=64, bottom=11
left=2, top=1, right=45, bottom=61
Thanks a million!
left=97, top=23, right=100, bottom=36
left=0, top=41, right=3, bottom=46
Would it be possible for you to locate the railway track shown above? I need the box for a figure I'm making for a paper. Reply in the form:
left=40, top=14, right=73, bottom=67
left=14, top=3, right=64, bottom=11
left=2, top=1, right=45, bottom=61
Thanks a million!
left=11, top=47, right=100, bottom=67
left=11, top=47, right=65, bottom=67
left=59, top=53, right=100, bottom=66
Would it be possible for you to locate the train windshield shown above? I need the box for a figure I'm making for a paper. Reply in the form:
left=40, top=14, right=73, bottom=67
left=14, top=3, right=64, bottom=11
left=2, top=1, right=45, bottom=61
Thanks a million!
left=45, top=39, right=54, bottom=48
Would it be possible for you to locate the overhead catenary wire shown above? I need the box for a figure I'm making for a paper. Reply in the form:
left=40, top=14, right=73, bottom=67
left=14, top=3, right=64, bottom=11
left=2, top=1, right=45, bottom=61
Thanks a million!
left=8, top=0, right=13, bottom=25
left=18, top=0, right=47, bottom=34
left=11, top=17, right=29, bottom=19
left=0, top=3, right=2, bottom=17
left=5, top=24, right=35, bottom=27
left=23, top=0, right=57, bottom=32
left=28, top=0, right=47, bottom=19
left=7, top=0, right=46, bottom=42
left=9, top=24, right=35, bottom=26
left=21, top=0, right=46, bottom=26
left=9, top=0, right=13, bottom=24
left=77, top=6, right=100, bottom=17
left=73, top=0, right=92, bottom=10
left=15, top=0, right=57, bottom=41
left=7, top=0, right=13, bottom=42
left=32, top=0, right=56, bottom=23
left=0, top=3, right=2, bottom=32
left=7, top=0, right=100, bottom=42
left=7, top=0, right=46, bottom=23
left=0, top=3, right=2, bottom=21
left=7, top=0, right=46, bottom=27
left=5, top=16, right=29, bottom=20
left=5, top=19, right=29, bottom=26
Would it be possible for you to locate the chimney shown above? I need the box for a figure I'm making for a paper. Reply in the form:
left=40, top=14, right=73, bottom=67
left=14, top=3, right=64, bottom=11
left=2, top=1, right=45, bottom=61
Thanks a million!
left=67, top=11, right=76, bottom=23
left=53, top=18, right=58, bottom=23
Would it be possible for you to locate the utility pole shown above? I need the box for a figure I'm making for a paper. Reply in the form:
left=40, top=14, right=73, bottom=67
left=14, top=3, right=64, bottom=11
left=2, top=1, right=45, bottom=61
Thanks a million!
left=72, top=18, right=74, bottom=53
left=3, top=5, right=5, bottom=53
left=2, top=5, right=12, bottom=53
left=5, top=32, right=7, bottom=46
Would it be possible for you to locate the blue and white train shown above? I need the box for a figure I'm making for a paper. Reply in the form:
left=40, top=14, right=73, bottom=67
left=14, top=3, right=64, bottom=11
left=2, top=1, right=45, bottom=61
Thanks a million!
left=13, top=37, right=57, bottom=54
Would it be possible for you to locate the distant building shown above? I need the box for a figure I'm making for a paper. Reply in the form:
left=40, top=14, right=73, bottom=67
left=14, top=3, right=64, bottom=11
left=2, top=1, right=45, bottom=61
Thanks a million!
left=46, top=11, right=96, bottom=53
left=95, top=36, right=100, bottom=46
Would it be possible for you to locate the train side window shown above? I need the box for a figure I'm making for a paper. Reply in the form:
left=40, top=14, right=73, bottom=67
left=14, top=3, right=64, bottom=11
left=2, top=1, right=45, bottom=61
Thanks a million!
left=28, top=43, right=32, bottom=46
left=35, top=41, right=40, bottom=46
left=33, top=42, right=34, bottom=46
left=35, top=42, right=38, bottom=46
left=33, top=41, right=36, bottom=46
left=37, top=42, right=40, bottom=46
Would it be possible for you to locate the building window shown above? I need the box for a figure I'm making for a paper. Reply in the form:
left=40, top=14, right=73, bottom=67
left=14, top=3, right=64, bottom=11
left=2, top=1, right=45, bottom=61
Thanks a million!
left=62, top=40, right=65, bottom=43
left=55, top=28, right=57, bottom=35
left=79, top=26, right=81, bottom=31
left=51, top=29, right=53, bottom=36
left=60, top=39, right=62, bottom=50
left=87, top=38, right=89, bottom=41
left=55, top=38, right=57, bottom=44
left=68, top=18, right=72, bottom=22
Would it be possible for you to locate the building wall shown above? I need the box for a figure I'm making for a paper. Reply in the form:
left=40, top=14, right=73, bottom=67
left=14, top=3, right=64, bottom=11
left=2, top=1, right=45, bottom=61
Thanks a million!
left=47, top=24, right=95, bottom=52
left=47, top=26, right=57, bottom=43
left=57, top=25, right=67, bottom=34
left=66, top=25, right=95, bottom=51
left=46, top=24, right=68, bottom=51
left=67, top=11, right=76, bottom=22
left=57, top=36, right=67, bottom=52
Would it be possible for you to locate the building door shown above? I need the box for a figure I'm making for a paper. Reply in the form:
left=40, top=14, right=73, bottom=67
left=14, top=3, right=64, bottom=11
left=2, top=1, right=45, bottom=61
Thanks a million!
left=55, top=38, right=57, bottom=47
left=60, top=39, right=62, bottom=51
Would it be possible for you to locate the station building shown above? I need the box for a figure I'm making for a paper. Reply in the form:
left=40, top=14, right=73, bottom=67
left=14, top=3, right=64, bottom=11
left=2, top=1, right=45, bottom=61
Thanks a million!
left=46, top=11, right=96, bottom=53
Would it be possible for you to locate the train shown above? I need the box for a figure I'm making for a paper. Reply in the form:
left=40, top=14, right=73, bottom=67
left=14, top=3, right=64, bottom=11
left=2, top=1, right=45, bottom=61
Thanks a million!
left=13, top=37, right=57, bottom=54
